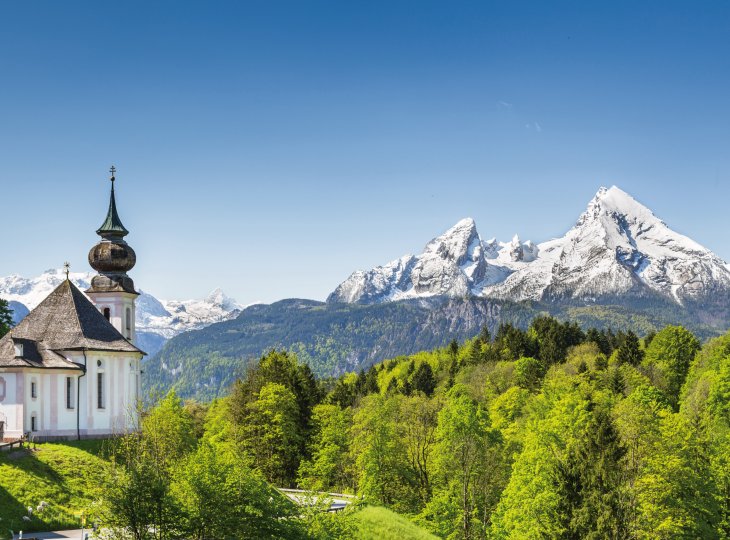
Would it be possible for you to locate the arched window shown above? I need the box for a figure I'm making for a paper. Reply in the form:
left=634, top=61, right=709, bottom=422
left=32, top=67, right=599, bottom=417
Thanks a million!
left=126, top=307, right=132, bottom=338
left=103, top=307, right=111, bottom=321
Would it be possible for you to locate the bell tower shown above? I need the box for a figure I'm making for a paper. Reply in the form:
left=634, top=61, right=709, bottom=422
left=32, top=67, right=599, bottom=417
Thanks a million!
left=86, top=166, right=139, bottom=343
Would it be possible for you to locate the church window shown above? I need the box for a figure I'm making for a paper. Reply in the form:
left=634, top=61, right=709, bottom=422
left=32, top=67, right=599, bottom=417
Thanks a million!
left=103, top=307, right=111, bottom=321
left=31, top=415, right=37, bottom=432
left=97, top=372, right=105, bottom=409
left=31, top=381, right=37, bottom=399
left=126, top=307, right=132, bottom=338
left=13, top=343, right=23, bottom=357
left=66, top=377, right=75, bottom=409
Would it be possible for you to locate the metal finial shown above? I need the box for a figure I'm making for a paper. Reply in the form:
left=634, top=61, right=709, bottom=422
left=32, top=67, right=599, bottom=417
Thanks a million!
left=109, top=165, right=116, bottom=182
left=63, top=262, right=71, bottom=280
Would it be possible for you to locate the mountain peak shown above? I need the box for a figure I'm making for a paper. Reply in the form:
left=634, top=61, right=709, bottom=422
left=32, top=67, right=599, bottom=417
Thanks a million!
left=578, top=185, right=659, bottom=230
left=425, top=218, right=478, bottom=253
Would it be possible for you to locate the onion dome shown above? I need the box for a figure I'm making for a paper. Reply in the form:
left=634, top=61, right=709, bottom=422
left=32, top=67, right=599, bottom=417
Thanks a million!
left=87, top=167, right=138, bottom=294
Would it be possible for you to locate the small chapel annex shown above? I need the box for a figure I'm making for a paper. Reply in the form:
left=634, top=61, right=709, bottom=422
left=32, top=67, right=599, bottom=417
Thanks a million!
left=0, top=169, right=144, bottom=441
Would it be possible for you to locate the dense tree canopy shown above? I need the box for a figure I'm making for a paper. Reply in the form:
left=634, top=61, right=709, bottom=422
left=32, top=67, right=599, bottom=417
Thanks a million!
left=96, top=316, right=730, bottom=539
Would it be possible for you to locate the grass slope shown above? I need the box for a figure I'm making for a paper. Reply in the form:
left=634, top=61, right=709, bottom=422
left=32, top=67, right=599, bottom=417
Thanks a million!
left=0, top=440, right=107, bottom=539
left=354, top=506, right=439, bottom=540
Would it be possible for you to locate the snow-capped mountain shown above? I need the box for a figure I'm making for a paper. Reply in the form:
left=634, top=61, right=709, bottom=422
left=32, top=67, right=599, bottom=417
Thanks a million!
left=0, top=268, right=243, bottom=342
left=328, top=217, right=539, bottom=303
left=329, top=186, right=730, bottom=305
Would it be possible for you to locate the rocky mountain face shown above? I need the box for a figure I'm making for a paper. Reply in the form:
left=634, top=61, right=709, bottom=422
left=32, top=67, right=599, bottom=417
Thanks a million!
left=0, top=268, right=243, bottom=354
left=329, top=186, right=730, bottom=305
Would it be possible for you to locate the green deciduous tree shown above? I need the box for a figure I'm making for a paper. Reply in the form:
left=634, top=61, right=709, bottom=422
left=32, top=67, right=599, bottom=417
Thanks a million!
left=298, top=404, right=354, bottom=493
left=400, top=394, right=440, bottom=505
left=422, top=385, right=501, bottom=539
left=513, top=357, right=546, bottom=392
left=239, top=382, right=302, bottom=486
left=102, top=392, right=194, bottom=540
left=351, top=394, right=417, bottom=512
left=643, top=325, right=700, bottom=409
left=173, top=441, right=301, bottom=539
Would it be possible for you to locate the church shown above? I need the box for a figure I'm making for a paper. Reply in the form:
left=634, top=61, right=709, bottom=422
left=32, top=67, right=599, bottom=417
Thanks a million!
left=0, top=169, right=144, bottom=441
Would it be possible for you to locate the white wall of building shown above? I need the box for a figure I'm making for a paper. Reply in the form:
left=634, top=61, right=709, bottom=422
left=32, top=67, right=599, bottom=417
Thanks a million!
left=0, top=347, right=142, bottom=441
left=87, top=291, right=138, bottom=343
left=0, top=371, right=23, bottom=440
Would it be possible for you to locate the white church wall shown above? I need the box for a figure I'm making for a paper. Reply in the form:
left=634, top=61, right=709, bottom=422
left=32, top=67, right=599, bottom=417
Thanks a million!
left=25, top=370, right=41, bottom=435
left=76, top=352, right=140, bottom=437
left=0, top=371, right=23, bottom=440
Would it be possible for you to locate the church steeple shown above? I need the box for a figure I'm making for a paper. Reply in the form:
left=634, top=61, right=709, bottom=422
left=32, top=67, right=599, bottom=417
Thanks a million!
left=87, top=167, right=137, bottom=296
left=96, top=166, right=130, bottom=238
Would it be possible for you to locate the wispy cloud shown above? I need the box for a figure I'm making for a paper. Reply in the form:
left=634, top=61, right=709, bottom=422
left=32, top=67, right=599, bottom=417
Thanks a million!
left=497, top=100, right=513, bottom=110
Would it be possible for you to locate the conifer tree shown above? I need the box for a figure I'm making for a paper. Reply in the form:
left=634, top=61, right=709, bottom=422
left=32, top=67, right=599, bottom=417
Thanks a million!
left=616, top=331, right=643, bottom=366
left=412, top=362, right=437, bottom=397
left=0, top=299, right=12, bottom=338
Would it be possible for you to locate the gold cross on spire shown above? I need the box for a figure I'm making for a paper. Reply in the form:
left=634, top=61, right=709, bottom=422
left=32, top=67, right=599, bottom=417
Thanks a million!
left=63, top=262, right=71, bottom=280
left=109, top=165, right=116, bottom=182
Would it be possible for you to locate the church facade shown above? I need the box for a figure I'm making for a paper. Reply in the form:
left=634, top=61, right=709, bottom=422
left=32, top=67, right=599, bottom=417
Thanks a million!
left=0, top=170, right=144, bottom=441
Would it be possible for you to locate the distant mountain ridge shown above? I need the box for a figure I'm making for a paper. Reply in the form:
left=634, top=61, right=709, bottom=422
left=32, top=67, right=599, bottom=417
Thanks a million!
left=0, top=268, right=244, bottom=354
left=329, top=186, right=730, bottom=305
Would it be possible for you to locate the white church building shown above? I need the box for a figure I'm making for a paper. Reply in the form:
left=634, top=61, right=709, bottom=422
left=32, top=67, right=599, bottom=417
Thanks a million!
left=0, top=169, right=144, bottom=441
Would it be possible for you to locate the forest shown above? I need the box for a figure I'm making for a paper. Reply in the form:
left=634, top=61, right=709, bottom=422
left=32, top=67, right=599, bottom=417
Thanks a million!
left=98, top=314, right=730, bottom=539
left=2, top=296, right=729, bottom=539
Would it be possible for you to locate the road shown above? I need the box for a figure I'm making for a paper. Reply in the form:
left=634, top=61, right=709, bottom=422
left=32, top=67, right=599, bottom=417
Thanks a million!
left=13, top=531, right=87, bottom=540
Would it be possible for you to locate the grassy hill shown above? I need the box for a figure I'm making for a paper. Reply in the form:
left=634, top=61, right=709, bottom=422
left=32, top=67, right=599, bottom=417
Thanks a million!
left=354, top=506, right=439, bottom=540
left=0, top=440, right=107, bottom=538
left=0, top=441, right=437, bottom=540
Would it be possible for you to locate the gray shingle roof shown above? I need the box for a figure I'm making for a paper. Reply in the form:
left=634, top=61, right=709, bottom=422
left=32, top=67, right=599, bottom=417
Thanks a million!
left=0, top=338, right=82, bottom=370
left=0, top=279, right=143, bottom=369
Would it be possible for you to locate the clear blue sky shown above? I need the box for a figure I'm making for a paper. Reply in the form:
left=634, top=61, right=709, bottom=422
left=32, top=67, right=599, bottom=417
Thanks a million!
left=1, top=1, right=729, bottom=304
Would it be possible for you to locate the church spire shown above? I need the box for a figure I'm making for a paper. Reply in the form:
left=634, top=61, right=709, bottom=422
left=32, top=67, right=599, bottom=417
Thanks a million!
left=87, top=166, right=138, bottom=295
left=96, top=165, right=129, bottom=239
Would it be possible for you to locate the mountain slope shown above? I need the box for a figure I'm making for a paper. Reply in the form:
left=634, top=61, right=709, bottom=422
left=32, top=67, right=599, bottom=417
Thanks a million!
left=330, top=186, right=730, bottom=305
left=144, top=297, right=541, bottom=400
left=143, top=292, right=724, bottom=401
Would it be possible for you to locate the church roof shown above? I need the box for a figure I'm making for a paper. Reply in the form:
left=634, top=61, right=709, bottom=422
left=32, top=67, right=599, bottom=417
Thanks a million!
left=0, top=339, right=83, bottom=370
left=0, top=279, right=143, bottom=369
